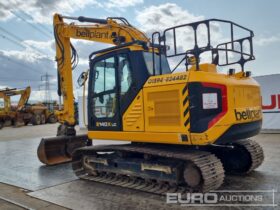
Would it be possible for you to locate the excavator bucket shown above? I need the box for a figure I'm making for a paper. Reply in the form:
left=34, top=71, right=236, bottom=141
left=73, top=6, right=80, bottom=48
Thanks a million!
left=37, top=134, right=88, bottom=165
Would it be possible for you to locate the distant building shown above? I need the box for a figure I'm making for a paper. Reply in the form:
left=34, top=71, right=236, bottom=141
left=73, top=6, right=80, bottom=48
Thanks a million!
left=254, top=74, right=280, bottom=132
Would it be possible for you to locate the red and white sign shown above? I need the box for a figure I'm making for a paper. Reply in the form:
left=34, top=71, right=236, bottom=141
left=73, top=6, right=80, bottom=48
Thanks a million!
left=254, top=74, right=280, bottom=131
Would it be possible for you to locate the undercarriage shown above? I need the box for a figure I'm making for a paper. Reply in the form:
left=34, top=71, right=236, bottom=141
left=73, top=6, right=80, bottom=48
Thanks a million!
left=72, top=139, right=264, bottom=195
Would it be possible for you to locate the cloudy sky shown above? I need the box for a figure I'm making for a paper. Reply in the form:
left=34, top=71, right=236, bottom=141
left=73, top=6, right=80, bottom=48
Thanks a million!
left=0, top=0, right=279, bottom=102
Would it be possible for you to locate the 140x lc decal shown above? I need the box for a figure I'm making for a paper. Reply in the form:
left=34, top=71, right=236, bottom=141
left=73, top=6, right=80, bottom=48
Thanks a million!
left=96, top=122, right=117, bottom=127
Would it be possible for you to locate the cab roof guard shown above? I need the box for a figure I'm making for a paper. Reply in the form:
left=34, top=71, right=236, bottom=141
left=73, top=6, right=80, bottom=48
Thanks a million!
left=152, top=19, right=255, bottom=73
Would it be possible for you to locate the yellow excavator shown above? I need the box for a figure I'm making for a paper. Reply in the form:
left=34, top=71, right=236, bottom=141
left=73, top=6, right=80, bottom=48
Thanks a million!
left=37, top=14, right=264, bottom=194
left=0, top=86, right=31, bottom=128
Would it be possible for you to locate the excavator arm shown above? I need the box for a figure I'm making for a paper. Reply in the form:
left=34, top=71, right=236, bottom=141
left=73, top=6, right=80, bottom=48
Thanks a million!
left=16, top=87, right=31, bottom=111
left=38, top=14, right=150, bottom=165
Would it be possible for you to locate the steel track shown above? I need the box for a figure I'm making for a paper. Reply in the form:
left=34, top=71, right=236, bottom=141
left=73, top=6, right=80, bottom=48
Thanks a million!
left=235, top=139, right=264, bottom=173
left=72, top=144, right=225, bottom=195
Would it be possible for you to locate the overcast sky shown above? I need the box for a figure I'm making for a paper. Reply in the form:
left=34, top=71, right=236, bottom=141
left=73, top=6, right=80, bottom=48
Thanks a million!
left=0, top=0, right=279, bottom=101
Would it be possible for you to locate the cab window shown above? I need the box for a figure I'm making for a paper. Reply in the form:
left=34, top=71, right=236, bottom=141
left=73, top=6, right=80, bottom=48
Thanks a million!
left=119, top=54, right=132, bottom=96
left=143, top=52, right=171, bottom=75
left=93, top=56, right=116, bottom=118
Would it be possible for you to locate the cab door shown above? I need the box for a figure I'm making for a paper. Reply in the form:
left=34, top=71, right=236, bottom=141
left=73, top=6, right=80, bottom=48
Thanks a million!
left=88, top=55, right=121, bottom=131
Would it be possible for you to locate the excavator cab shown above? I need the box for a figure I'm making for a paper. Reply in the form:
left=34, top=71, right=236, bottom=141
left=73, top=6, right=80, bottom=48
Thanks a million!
left=87, top=49, right=171, bottom=132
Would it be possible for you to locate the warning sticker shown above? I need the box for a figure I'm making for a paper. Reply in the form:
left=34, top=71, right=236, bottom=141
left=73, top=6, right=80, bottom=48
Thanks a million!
left=202, top=93, right=218, bottom=109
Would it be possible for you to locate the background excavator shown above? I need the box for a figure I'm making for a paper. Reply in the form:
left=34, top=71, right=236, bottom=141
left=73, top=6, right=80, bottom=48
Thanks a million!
left=0, top=86, right=57, bottom=129
left=37, top=14, right=264, bottom=194
left=0, top=86, right=31, bottom=128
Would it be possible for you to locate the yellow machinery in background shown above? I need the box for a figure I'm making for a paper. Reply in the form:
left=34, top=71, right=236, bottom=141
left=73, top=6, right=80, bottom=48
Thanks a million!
left=0, top=86, right=57, bottom=128
left=22, top=103, right=57, bottom=125
left=0, top=86, right=31, bottom=128
left=37, top=14, right=264, bottom=194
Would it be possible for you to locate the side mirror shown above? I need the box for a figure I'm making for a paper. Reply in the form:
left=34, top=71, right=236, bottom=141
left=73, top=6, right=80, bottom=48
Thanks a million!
left=77, top=71, right=88, bottom=87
